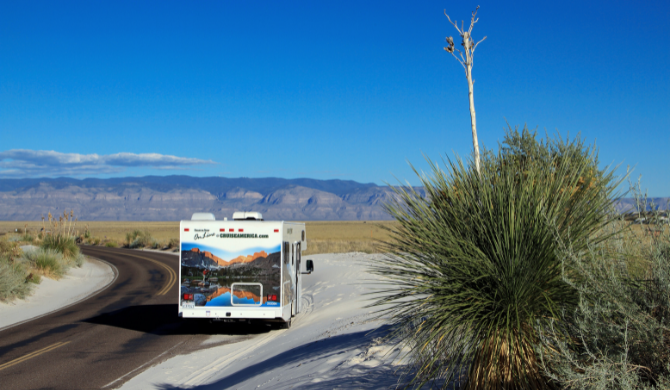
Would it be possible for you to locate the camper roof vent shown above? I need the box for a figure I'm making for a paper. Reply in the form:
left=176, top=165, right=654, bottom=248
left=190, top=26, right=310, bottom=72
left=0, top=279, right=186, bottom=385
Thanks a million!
left=191, top=213, right=216, bottom=221
left=232, top=211, right=263, bottom=221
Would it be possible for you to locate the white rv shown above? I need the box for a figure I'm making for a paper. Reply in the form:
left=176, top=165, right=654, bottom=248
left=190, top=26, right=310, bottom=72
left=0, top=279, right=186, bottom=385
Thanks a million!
left=178, top=211, right=313, bottom=328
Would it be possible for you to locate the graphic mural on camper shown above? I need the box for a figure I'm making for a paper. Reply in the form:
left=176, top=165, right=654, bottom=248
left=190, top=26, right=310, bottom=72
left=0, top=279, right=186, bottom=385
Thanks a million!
left=180, top=241, right=281, bottom=307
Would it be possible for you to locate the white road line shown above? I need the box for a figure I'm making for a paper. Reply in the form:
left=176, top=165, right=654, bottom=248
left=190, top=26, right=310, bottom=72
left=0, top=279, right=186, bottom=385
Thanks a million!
left=102, top=341, right=186, bottom=389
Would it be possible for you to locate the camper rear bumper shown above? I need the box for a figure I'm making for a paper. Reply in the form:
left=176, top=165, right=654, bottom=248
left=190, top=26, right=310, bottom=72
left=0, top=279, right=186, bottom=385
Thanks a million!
left=180, top=307, right=283, bottom=320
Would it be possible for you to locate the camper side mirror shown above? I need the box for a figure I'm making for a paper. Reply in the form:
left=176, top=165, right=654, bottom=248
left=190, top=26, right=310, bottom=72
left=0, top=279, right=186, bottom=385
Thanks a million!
left=302, top=259, right=314, bottom=274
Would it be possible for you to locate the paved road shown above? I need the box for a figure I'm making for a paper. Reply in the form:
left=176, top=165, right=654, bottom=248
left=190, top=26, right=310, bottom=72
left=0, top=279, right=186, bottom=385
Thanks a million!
left=0, top=246, right=268, bottom=390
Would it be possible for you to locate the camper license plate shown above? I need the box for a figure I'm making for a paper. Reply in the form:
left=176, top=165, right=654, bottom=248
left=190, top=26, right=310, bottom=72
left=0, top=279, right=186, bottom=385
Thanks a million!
left=182, top=302, right=195, bottom=309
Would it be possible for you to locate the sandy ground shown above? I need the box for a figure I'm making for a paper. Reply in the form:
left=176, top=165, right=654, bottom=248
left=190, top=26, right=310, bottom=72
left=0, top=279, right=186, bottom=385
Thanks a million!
left=120, top=253, right=413, bottom=390
left=0, top=248, right=116, bottom=331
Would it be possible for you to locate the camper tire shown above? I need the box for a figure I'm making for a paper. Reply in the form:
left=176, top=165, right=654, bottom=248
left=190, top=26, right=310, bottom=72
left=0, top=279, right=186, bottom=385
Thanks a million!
left=279, top=317, right=291, bottom=329
left=280, top=305, right=293, bottom=329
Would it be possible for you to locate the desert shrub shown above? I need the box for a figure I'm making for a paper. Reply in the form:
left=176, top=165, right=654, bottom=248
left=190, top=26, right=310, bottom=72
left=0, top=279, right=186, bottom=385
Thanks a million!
left=126, top=229, right=152, bottom=248
left=369, top=127, right=620, bottom=389
left=41, top=233, right=79, bottom=259
left=21, top=247, right=83, bottom=278
left=105, top=241, right=118, bottom=248
left=304, top=239, right=376, bottom=255
left=0, top=256, right=33, bottom=301
left=72, top=252, right=85, bottom=268
left=91, top=237, right=101, bottom=246
left=21, top=233, right=34, bottom=242
left=167, top=238, right=180, bottom=249
left=22, top=248, right=64, bottom=278
left=538, top=191, right=670, bottom=389
left=0, top=240, right=21, bottom=258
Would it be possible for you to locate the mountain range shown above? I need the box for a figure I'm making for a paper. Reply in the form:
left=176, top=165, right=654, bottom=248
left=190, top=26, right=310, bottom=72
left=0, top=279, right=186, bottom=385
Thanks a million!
left=0, top=176, right=664, bottom=221
left=0, top=176, right=401, bottom=221
left=189, top=248, right=269, bottom=267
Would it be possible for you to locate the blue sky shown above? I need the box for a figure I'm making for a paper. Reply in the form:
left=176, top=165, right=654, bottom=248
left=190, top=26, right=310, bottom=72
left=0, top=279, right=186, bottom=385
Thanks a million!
left=1, top=1, right=668, bottom=195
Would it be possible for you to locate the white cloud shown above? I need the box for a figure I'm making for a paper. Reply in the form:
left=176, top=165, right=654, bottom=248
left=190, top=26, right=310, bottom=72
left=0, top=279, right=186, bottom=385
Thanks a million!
left=0, top=149, right=216, bottom=177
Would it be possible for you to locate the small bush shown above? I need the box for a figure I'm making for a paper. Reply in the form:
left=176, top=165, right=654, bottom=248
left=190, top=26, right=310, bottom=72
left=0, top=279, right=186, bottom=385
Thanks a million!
left=28, top=273, right=41, bottom=284
left=41, top=234, right=79, bottom=259
left=128, top=230, right=153, bottom=248
left=105, top=241, right=118, bottom=248
left=167, top=238, right=180, bottom=249
left=0, top=256, right=33, bottom=301
left=539, top=189, right=670, bottom=389
left=72, top=253, right=85, bottom=268
left=21, top=233, right=34, bottom=242
left=0, top=240, right=21, bottom=258
left=21, top=247, right=83, bottom=278
left=23, top=249, right=64, bottom=278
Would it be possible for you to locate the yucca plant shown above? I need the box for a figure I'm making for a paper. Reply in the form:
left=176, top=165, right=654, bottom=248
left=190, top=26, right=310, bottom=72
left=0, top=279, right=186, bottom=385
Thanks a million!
left=369, top=127, right=621, bottom=389
left=22, top=248, right=65, bottom=278
left=41, top=233, right=80, bottom=260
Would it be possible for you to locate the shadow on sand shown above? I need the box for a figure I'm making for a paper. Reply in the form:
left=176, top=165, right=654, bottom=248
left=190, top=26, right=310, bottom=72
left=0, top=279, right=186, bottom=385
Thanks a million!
left=146, top=325, right=437, bottom=390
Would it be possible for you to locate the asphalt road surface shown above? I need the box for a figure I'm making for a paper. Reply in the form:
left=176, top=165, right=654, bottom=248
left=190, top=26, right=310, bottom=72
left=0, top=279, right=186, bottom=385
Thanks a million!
left=0, top=246, right=269, bottom=390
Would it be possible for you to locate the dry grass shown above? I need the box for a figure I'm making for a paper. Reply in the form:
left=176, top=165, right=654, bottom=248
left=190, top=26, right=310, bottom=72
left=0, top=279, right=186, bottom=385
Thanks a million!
left=2, top=219, right=664, bottom=257
left=0, top=220, right=398, bottom=254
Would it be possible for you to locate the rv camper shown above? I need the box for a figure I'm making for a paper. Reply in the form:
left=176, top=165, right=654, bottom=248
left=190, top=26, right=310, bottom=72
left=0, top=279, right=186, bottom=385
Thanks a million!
left=178, top=212, right=314, bottom=328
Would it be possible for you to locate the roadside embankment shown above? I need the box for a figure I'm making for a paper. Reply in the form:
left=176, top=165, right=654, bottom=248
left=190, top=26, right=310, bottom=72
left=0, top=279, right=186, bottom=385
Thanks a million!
left=0, top=255, right=116, bottom=331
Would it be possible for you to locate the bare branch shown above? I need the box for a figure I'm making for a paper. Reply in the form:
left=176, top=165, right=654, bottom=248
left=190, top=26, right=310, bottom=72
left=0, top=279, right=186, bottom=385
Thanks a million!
left=472, top=36, right=487, bottom=52
left=443, top=10, right=462, bottom=34
left=468, top=5, right=480, bottom=33
left=456, top=49, right=466, bottom=64
left=449, top=51, right=466, bottom=70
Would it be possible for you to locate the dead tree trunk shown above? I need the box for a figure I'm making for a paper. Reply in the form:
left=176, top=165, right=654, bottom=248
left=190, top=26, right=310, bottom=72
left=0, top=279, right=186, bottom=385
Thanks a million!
left=444, top=6, right=486, bottom=174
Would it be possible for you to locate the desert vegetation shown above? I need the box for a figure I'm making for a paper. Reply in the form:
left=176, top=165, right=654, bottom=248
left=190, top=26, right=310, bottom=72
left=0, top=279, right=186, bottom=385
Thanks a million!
left=369, top=127, right=670, bottom=389
left=0, top=211, right=85, bottom=301
left=0, top=220, right=396, bottom=254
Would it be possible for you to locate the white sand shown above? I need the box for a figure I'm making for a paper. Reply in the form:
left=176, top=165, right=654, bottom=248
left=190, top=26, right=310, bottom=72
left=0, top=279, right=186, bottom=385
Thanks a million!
left=120, top=253, right=412, bottom=390
left=0, top=252, right=116, bottom=331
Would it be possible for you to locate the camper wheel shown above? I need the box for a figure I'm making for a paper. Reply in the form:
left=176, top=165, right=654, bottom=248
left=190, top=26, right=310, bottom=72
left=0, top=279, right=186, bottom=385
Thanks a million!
left=280, top=317, right=292, bottom=329
left=279, top=305, right=293, bottom=329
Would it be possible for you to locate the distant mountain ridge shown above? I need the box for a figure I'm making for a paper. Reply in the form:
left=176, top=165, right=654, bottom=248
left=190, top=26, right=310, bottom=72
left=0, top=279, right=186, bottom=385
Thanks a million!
left=0, top=176, right=400, bottom=221
left=0, top=176, right=663, bottom=221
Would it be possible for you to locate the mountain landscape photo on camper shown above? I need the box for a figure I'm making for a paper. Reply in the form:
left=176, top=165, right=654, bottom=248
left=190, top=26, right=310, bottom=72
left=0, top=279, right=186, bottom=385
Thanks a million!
left=180, top=242, right=282, bottom=307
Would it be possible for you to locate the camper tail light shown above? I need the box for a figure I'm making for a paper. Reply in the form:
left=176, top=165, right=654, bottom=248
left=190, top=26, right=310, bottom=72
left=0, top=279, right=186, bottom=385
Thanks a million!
left=266, top=294, right=277, bottom=302
left=274, top=229, right=279, bottom=233
left=184, top=228, right=189, bottom=232
left=183, top=293, right=194, bottom=301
